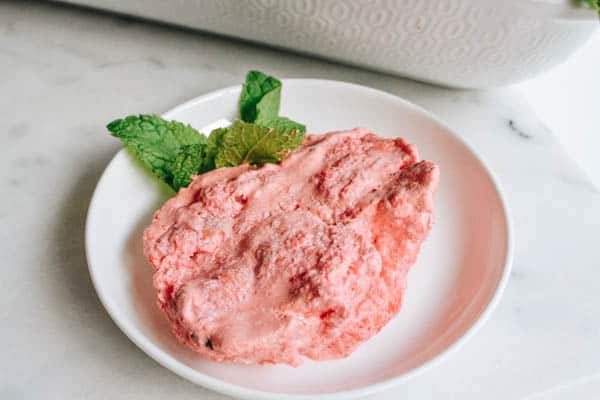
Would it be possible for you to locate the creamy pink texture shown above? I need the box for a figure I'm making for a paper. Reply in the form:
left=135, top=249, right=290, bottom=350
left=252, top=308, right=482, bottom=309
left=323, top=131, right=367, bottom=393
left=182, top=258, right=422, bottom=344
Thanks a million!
left=143, top=128, right=439, bottom=366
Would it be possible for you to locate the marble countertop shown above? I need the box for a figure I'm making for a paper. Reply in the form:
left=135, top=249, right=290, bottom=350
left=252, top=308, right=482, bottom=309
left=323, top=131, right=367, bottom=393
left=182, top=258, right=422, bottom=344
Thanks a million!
left=2, top=2, right=599, bottom=399
left=515, top=30, right=600, bottom=189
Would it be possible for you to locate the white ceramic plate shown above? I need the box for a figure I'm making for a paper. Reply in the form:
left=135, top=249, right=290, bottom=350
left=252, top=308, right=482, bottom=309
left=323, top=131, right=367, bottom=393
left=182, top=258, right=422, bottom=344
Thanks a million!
left=86, top=80, right=513, bottom=399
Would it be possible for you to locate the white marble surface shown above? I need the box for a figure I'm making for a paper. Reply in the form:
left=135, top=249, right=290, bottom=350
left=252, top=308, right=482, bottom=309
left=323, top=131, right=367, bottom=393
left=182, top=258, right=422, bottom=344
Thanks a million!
left=1, top=2, right=599, bottom=399
left=516, top=30, right=600, bottom=189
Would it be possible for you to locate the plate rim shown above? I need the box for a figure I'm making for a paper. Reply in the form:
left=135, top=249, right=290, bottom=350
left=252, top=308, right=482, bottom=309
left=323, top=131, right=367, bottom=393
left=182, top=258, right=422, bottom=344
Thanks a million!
left=85, top=78, right=514, bottom=400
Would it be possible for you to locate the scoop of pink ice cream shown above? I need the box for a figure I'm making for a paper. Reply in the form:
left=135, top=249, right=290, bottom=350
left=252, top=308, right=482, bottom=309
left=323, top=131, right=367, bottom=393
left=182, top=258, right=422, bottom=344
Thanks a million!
left=143, top=128, right=439, bottom=366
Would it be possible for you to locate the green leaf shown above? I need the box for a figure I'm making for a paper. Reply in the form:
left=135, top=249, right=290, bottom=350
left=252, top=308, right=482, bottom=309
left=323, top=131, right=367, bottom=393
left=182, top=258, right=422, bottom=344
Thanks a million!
left=172, top=144, right=206, bottom=191
left=579, top=0, right=600, bottom=16
left=215, top=120, right=304, bottom=168
left=107, top=114, right=206, bottom=190
left=256, top=116, right=306, bottom=135
left=200, top=127, right=228, bottom=173
left=239, top=70, right=281, bottom=123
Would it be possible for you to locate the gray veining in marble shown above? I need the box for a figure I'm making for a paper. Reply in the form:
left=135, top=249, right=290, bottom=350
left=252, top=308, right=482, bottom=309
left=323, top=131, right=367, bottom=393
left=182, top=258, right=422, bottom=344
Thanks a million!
left=1, top=1, right=599, bottom=399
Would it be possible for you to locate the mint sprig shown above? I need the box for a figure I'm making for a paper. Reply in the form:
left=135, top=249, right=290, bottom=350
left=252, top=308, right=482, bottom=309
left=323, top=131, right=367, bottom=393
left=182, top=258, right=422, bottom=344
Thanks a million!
left=108, top=70, right=306, bottom=192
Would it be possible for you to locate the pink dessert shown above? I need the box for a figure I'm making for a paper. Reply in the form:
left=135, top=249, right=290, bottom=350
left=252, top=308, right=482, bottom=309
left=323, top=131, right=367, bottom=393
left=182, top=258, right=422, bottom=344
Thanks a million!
left=143, top=128, right=439, bottom=366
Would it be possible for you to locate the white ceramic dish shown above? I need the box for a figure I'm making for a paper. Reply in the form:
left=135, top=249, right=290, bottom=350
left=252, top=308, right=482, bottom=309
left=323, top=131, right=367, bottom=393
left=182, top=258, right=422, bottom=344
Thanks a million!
left=63, top=0, right=597, bottom=88
left=85, top=79, right=513, bottom=399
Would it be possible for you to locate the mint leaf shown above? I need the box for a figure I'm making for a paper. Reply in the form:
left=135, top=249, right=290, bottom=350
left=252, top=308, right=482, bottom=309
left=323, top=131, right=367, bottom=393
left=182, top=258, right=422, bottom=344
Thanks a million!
left=200, top=127, right=228, bottom=173
left=239, top=70, right=281, bottom=123
left=256, top=116, right=306, bottom=134
left=172, top=144, right=206, bottom=191
left=215, top=120, right=304, bottom=168
left=255, top=88, right=280, bottom=121
left=107, top=114, right=206, bottom=190
left=240, top=70, right=307, bottom=134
